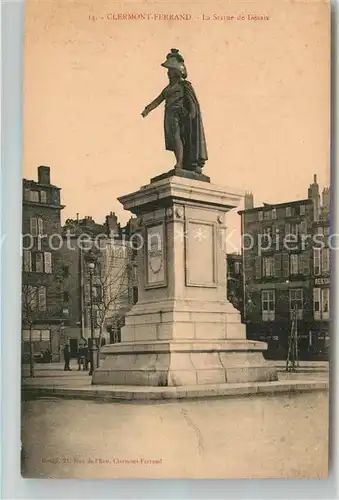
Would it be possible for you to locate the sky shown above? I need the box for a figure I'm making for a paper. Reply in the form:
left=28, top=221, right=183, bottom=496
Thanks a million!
left=22, top=0, right=330, bottom=250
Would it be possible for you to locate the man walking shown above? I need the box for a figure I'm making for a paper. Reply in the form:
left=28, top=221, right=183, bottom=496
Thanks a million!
left=63, top=342, right=72, bottom=371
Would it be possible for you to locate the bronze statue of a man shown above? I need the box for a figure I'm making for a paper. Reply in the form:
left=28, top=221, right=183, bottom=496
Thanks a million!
left=142, top=49, right=208, bottom=173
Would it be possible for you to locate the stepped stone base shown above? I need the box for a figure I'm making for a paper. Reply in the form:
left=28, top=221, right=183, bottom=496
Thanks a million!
left=92, top=340, right=278, bottom=386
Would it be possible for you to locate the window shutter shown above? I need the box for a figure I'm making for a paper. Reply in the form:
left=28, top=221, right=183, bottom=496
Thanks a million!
left=244, top=255, right=254, bottom=279
left=38, top=218, right=44, bottom=235
left=321, top=248, right=330, bottom=273
left=30, top=218, right=38, bottom=237
left=38, top=286, right=46, bottom=311
left=300, top=220, right=307, bottom=235
left=23, top=251, right=32, bottom=272
left=298, top=254, right=303, bottom=274
left=282, top=253, right=289, bottom=277
left=255, top=256, right=261, bottom=279
left=274, top=254, right=282, bottom=277
left=44, top=252, right=52, bottom=273
left=302, top=250, right=311, bottom=275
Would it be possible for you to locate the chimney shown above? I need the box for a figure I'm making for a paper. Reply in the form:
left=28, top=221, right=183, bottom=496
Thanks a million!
left=244, top=191, right=254, bottom=210
left=106, top=212, right=120, bottom=237
left=307, top=174, right=320, bottom=222
left=38, top=165, right=50, bottom=184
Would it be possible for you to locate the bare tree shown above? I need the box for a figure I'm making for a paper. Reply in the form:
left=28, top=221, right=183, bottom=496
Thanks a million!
left=86, top=242, right=134, bottom=366
left=21, top=285, right=44, bottom=377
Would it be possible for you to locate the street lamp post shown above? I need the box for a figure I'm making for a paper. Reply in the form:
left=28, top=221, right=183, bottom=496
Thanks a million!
left=88, top=261, right=98, bottom=376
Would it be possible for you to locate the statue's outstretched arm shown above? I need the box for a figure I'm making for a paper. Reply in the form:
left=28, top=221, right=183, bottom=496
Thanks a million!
left=141, top=92, right=165, bottom=117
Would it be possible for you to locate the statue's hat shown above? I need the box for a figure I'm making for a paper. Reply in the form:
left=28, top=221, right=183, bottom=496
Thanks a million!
left=161, top=48, right=186, bottom=76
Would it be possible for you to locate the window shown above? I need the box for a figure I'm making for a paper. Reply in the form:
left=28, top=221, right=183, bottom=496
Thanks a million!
left=24, top=285, right=46, bottom=311
left=29, top=217, right=43, bottom=236
left=40, top=191, right=47, bottom=203
left=26, top=285, right=38, bottom=311
left=41, top=329, right=50, bottom=341
left=324, top=226, right=330, bottom=237
left=22, top=329, right=50, bottom=341
left=317, top=227, right=324, bottom=236
left=234, top=262, right=241, bottom=274
left=44, top=252, right=52, bottom=273
left=262, top=290, right=275, bottom=321
left=290, top=223, right=298, bottom=236
left=30, top=217, right=38, bottom=237
left=23, top=251, right=32, bottom=272
left=30, top=191, right=39, bottom=202
left=258, top=211, right=263, bottom=221
left=34, top=253, right=44, bottom=273
left=300, top=205, right=306, bottom=215
left=289, top=289, right=303, bottom=320
left=38, top=286, right=47, bottom=311
left=31, top=329, right=42, bottom=341
left=63, top=292, right=69, bottom=302
left=301, top=251, right=311, bottom=275
left=322, top=288, right=330, bottom=320
left=63, top=266, right=69, bottom=278
left=24, top=189, right=30, bottom=201
left=271, top=208, right=277, bottom=219
left=314, top=287, right=330, bottom=320
left=314, top=248, right=321, bottom=275
left=286, top=206, right=292, bottom=217
left=92, top=285, right=102, bottom=303
left=313, top=288, right=321, bottom=320
left=290, top=254, right=299, bottom=275
left=264, top=211, right=270, bottom=221
left=261, top=227, right=273, bottom=248
left=263, top=256, right=275, bottom=277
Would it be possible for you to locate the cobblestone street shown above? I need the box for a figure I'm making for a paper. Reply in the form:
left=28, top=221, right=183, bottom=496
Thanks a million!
left=21, top=390, right=328, bottom=479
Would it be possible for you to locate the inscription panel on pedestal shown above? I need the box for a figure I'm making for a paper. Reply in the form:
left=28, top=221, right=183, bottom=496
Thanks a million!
left=185, top=220, right=217, bottom=287
left=145, top=222, right=167, bottom=289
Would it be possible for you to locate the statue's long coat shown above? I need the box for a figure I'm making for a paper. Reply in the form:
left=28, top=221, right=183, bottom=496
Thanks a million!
left=164, top=80, right=208, bottom=169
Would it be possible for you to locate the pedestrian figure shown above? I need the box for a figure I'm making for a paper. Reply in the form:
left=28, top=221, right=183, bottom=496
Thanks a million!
left=63, top=342, right=72, bottom=371
left=77, top=341, right=88, bottom=371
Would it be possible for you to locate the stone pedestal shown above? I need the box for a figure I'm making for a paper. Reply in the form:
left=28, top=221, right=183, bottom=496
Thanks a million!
left=92, top=173, right=277, bottom=386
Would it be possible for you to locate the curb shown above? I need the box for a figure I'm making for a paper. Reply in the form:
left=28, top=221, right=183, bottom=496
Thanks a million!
left=22, top=380, right=329, bottom=403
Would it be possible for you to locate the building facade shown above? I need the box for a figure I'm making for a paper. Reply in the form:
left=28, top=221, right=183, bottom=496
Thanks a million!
left=239, top=175, right=330, bottom=358
left=22, top=166, right=65, bottom=361
left=60, top=215, right=137, bottom=356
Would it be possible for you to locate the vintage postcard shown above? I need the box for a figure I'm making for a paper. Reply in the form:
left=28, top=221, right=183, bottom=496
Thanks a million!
left=21, top=0, right=330, bottom=479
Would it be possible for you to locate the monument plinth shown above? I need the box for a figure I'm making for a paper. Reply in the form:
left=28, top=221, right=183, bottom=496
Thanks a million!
left=92, top=173, right=277, bottom=386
